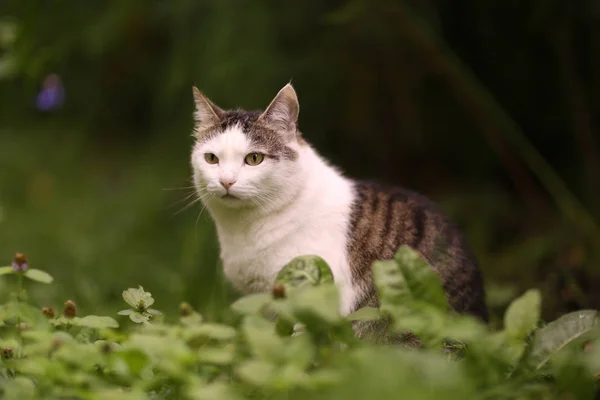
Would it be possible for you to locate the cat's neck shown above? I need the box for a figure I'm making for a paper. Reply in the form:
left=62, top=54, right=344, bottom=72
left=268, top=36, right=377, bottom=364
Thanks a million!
left=205, top=144, right=347, bottom=233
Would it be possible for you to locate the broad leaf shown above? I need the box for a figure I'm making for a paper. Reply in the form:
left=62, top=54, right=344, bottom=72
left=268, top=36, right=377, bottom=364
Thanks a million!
left=242, top=315, right=286, bottom=361
left=289, top=285, right=342, bottom=326
left=231, top=293, right=272, bottom=315
left=129, top=313, right=148, bottom=324
left=504, top=289, right=541, bottom=340
left=23, top=268, right=54, bottom=284
left=345, top=307, right=381, bottom=322
left=372, top=259, right=409, bottom=312
left=551, top=344, right=598, bottom=400
left=112, top=348, right=150, bottom=376
left=0, top=266, right=14, bottom=275
left=275, top=255, right=334, bottom=290
left=76, top=315, right=119, bottom=329
left=236, top=360, right=276, bottom=386
left=197, top=345, right=236, bottom=365
left=524, top=309, right=599, bottom=370
left=183, top=323, right=237, bottom=343
left=394, top=246, right=448, bottom=311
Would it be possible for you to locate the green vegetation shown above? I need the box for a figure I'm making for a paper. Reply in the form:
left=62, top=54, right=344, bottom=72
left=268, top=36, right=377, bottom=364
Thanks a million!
left=1, top=1, right=600, bottom=397
left=0, top=248, right=597, bottom=399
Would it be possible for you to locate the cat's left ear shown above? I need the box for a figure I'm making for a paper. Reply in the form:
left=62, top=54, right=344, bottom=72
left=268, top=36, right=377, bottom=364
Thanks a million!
left=192, top=86, right=223, bottom=128
left=259, top=83, right=299, bottom=133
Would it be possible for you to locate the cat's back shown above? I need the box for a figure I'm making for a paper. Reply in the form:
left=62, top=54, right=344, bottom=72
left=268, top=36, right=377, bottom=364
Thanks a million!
left=347, top=180, right=488, bottom=321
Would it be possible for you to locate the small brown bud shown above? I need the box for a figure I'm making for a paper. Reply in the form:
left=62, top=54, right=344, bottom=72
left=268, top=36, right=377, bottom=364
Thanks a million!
left=14, top=252, right=27, bottom=265
left=179, top=302, right=193, bottom=317
left=17, top=322, right=29, bottom=332
left=1, top=347, right=13, bottom=360
left=63, top=300, right=77, bottom=318
left=42, top=307, right=55, bottom=319
left=272, top=283, right=286, bottom=299
left=12, top=252, right=28, bottom=272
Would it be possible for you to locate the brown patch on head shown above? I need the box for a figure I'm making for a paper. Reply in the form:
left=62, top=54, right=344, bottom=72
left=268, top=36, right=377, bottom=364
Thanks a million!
left=192, top=84, right=303, bottom=161
left=195, top=109, right=298, bottom=161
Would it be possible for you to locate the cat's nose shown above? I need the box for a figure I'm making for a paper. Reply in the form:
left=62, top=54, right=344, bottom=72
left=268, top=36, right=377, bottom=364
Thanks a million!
left=219, top=178, right=236, bottom=190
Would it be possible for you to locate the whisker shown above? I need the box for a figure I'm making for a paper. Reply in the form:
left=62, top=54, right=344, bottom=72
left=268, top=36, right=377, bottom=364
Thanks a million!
left=161, top=186, right=197, bottom=191
left=172, top=196, right=203, bottom=216
left=170, top=190, right=212, bottom=217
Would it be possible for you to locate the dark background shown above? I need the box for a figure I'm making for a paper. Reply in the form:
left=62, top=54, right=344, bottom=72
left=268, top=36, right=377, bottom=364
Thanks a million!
left=1, top=0, right=599, bottom=328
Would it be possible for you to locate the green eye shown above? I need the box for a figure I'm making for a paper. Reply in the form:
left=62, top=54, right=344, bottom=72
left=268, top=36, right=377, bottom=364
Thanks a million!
left=204, top=153, right=219, bottom=164
left=245, top=153, right=265, bottom=166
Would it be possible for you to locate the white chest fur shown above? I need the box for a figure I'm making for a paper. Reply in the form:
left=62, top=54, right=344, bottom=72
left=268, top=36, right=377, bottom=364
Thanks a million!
left=210, top=148, right=358, bottom=315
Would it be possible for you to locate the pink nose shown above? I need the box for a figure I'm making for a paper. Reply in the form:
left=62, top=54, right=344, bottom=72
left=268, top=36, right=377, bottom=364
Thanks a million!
left=220, top=179, right=236, bottom=190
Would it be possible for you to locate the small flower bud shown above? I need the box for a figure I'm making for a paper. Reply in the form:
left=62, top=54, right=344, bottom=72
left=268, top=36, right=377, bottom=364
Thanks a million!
left=1, top=347, right=13, bottom=360
left=179, top=302, right=193, bottom=317
left=12, top=252, right=28, bottom=272
left=42, top=307, right=55, bottom=319
left=63, top=300, right=77, bottom=318
left=17, top=322, right=29, bottom=332
left=272, top=283, right=286, bottom=299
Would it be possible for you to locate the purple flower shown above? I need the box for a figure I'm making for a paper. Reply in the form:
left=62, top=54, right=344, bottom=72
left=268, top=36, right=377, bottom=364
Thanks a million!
left=12, top=253, right=28, bottom=272
left=35, top=74, right=65, bottom=112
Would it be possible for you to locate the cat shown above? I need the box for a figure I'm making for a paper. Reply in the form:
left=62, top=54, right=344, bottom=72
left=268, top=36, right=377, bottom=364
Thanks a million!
left=190, top=83, right=488, bottom=341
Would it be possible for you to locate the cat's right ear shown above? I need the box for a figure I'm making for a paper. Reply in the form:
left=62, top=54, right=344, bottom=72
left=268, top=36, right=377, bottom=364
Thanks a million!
left=192, top=86, right=223, bottom=128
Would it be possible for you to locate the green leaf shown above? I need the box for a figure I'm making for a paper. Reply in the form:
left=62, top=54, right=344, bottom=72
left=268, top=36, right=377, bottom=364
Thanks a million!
left=129, top=313, right=148, bottom=324
left=0, top=266, right=14, bottom=275
left=504, top=289, right=541, bottom=340
left=551, top=344, right=598, bottom=399
left=237, top=360, right=276, bottom=386
left=75, top=315, right=119, bottom=329
left=289, top=285, right=343, bottom=326
left=122, top=286, right=154, bottom=309
left=198, top=345, right=236, bottom=365
left=346, top=307, right=381, bottom=322
left=183, top=323, right=237, bottom=345
left=112, top=348, right=150, bottom=376
left=394, top=246, right=448, bottom=311
left=275, top=255, right=334, bottom=290
left=1, top=376, right=36, bottom=400
left=372, top=259, right=409, bottom=312
left=231, top=293, right=272, bottom=315
left=23, top=268, right=54, bottom=284
left=186, top=382, right=243, bottom=400
left=525, top=309, right=599, bottom=370
left=242, top=315, right=287, bottom=361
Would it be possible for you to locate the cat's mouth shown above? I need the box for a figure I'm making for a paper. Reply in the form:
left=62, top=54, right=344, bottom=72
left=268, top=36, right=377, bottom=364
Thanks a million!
left=221, top=193, right=239, bottom=200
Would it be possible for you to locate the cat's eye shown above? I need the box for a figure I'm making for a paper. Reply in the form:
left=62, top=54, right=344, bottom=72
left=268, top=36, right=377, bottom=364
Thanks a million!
left=204, top=153, right=219, bottom=164
left=245, top=153, right=264, bottom=166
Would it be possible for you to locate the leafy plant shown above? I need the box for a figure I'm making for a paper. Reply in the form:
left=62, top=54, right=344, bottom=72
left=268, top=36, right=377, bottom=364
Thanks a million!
left=0, top=249, right=598, bottom=399
left=118, top=286, right=163, bottom=325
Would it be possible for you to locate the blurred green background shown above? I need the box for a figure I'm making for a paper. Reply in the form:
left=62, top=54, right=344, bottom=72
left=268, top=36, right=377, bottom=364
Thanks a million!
left=1, top=0, right=599, bottom=327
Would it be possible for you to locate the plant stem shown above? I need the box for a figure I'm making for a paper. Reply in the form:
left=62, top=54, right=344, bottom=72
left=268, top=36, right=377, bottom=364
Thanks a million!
left=17, top=271, right=23, bottom=302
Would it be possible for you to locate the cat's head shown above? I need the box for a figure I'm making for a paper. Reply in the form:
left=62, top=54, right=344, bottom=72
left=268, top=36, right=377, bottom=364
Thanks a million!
left=190, top=84, right=305, bottom=211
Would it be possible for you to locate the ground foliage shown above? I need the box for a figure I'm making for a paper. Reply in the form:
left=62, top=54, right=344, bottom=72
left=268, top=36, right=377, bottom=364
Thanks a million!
left=0, top=248, right=598, bottom=400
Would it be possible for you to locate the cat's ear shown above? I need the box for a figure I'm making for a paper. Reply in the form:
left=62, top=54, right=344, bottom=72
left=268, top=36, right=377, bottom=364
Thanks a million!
left=192, top=86, right=223, bottom=127
left=259, top=83, right=299, bottom=133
